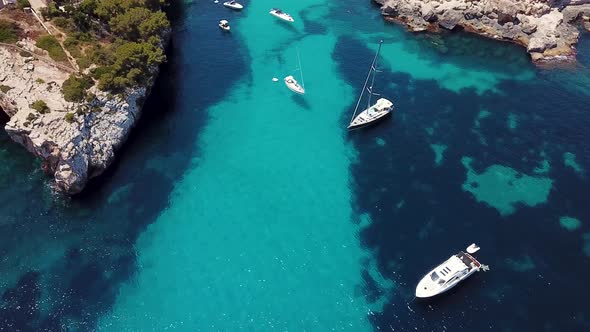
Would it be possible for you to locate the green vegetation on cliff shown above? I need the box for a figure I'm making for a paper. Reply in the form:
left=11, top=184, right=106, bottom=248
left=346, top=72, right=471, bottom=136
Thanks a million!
left=64, top=112, right=75, bottom=123
left=45, top=0, right=170, bottom=96
left=62, top=75, right=94, bottom=102
left=0, top=19, right=19, bottom=44
left=17, top=0, right=31, bottom=10
left=36, top=35, right=68, bottom=61
left=30, top=100, right=50, bottom=114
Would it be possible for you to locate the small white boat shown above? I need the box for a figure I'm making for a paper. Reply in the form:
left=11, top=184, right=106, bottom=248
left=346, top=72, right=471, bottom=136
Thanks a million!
left=223, top=1, right=243, bottom=10
left=348, top=41, right=393, bottom=130
left=284, top=48, right=305, bottom=95
left=270, top=8, right=294, bottom=22
left=284, top=76, right=304, bottom=94
left=415, top=243, right=488, bottom=299
left=218, top=20, right=230, bottom=31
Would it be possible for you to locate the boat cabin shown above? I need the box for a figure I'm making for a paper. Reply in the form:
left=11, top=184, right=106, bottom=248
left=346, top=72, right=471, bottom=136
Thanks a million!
left=429, top=253, right=478, bottom=286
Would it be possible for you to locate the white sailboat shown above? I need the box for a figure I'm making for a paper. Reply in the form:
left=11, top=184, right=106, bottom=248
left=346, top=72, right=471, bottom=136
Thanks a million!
left=223, top=1, right=243, bottom=10
left=270, top=8, right=294, bottom=22
left=284, top=49, right=305, bottom=95
left=348, top=41, right=393, bottom=130
left=415, top=243, right=489, bottom=299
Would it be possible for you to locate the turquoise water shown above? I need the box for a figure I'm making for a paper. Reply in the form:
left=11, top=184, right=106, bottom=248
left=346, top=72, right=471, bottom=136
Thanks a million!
left=1, top=0, right=590, bottom=331
left=100, top=1, right=374, bottom=329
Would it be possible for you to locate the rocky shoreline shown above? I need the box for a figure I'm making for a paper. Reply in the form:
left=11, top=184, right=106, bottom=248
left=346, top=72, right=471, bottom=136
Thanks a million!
left=373, top=0, right=590, bottom=62
left=0, top=35, right=169, bottom=195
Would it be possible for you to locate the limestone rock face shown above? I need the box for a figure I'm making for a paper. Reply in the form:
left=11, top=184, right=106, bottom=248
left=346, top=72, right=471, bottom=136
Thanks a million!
left=419, top=4, right=436, bottom=24
left=439, top=10, right=463, bottom=30
left=528, top=36, right=558, bottom=52
left=374, top=0, right=590, bottom=63
left=0, top=41, right=159, bottom=195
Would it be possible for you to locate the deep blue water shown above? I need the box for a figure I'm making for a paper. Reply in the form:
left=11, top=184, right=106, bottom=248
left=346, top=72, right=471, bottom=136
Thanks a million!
left=346, top=34, right=590, bottom=331
left=1, top=0, right=590, bottom=331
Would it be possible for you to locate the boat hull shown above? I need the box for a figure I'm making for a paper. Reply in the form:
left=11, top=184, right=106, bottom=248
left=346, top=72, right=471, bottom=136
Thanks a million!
left=223, top=2, right=243, bottom=10
left=286, top=85, right=305, bottom=94
left=270, top=10, right=294, bottom=22
left=347, top=110, right=391, bottom=130
left=348, top=98, right=393, bottom=130
left=284, top=76, right=305, bottom=95
left=415, top=268, right=477, bottom=298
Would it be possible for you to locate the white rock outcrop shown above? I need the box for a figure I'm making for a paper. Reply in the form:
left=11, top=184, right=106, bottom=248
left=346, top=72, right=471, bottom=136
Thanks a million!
left=374, top=0, right=590, bottom=62
left=0, top=44, right=156, bottom=194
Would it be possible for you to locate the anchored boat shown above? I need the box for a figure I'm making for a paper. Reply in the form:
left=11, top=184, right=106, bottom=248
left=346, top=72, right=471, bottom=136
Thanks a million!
left=218, top=20, right=230, bottom=31
left=223, top=1, right=243, bottom=10
left=415, top=243, right=489, bottom=299
left=284, top=76, right=304, bottom=94
left=348, top=40, right=393, bottom=130
left=270, top=8, right=294, bottom=22
left=284, top=49, right=305, bottom=95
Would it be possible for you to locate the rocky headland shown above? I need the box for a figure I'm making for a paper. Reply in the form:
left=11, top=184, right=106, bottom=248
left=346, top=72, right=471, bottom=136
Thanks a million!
left=0, top=2, right=170, bottom=195
left=373, top=0, right=590, bottom=62
left=0, top=43, right=161, bottom=194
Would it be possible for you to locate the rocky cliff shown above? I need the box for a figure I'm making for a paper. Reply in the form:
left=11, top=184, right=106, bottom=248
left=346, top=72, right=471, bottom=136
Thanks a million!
left=373, top=0, right=590, bottom=62
left=0, top=40, right=159, bottom=194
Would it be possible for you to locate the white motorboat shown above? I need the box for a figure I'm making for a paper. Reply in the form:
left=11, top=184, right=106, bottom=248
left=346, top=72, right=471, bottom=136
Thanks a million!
left=284, top=48, right=305, bottom=94
left=218, top=20, right=230, bottom=31
left=223, top=1, right=243, bottom=10
left=415, top=243, right=488, bottom=299
left=348, top=41, right=393, bottom=130
left=270, top=8, right=294, bottom=22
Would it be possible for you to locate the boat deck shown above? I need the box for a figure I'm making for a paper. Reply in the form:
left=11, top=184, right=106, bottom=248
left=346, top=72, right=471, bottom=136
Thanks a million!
left=457, top=251, right=481, bottom=268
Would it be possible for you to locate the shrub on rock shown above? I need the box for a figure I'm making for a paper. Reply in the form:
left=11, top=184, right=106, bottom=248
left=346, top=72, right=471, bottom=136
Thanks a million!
left=64, top=112, right=75, bottom=123
left=62, top=75, right=94, bottom=102
left=30, top=100, right=50, bottom=114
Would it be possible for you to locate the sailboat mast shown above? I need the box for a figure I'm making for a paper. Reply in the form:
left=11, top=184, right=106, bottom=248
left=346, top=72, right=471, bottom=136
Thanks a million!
left=367, top=41, right=383, bottom=109
left=297, top=47, right=304, bottom=89
left=350, top=40, right=384, bottom=123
